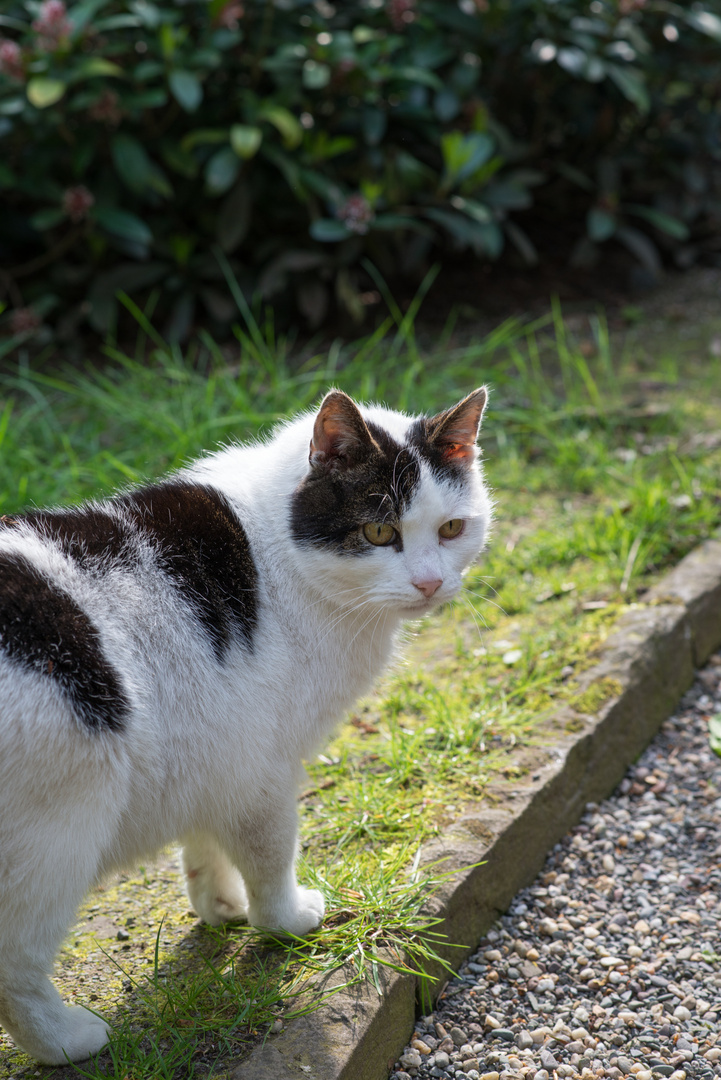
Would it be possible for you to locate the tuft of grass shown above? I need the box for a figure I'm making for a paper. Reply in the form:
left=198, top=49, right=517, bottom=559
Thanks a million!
left=1, top=276, right=720, bottom=1078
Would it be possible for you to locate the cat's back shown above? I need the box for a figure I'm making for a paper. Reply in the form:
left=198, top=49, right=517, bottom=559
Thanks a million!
left=0, top=474, right=262, bottom=736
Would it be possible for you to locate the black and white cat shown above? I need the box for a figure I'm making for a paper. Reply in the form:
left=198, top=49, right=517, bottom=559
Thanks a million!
left=0, top=387, right=490, bottom=1064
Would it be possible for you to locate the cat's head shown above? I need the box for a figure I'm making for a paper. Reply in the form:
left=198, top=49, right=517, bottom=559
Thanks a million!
left=290, top=389, right=491, bottom=617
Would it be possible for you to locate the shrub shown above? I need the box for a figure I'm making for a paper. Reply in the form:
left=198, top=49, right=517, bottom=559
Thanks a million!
left=1, top=0, right=720, bottom=344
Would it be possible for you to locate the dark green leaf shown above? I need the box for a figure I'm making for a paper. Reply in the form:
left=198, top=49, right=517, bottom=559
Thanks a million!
left=112, top=134, right=152, bottom=194
left=169, top=70, right=203, bottom=113
left=181, top=128, right=228, bottom=153
left=230, top=124, right=262, bottom=160
left=68, top=0, right=112, bottom=36
left=504, top=220, right=539, bottom=266
left=434, top=89, right=461, bottom=122
left=441, top=132, right=495, bottom=187
left=204, top=147, right=240, bottom=196
left=259, top=105, right=303, bottom=149
left=616, top=224, right=661, bottom=276
left=30, top=207, right=66, bottom=230
left=310, top=219, right=351, bottom=242
left=216, top=183, right=252, bottom=253
left=626, top=205, right=690, bottom=241
left=362, top=107, right=387, bottom=147
left=392, top=66, right=444, bottom=91
left=92, top=206, right=153, bottom=246
left=685, top=9, right=721, bottom=43
left=69, top=58, right=124, bottom=81
left=484, top=179, right=532, bottom=210
left=424, top=207, right=503, bottom=257
left=371, top=214, right=431, bottom=234
left=587, top=207, right=616, bottom=242
left=606, top=63, right=649, bottom=113
left=161, top=142, right=199, bottom=179
left=0, top=98, right=25, bottom=117
left=302, top=60, right=331, bottom=89
left=112, top=135, right=173, bottom=200
left=130, top=0, right=162, bottom=28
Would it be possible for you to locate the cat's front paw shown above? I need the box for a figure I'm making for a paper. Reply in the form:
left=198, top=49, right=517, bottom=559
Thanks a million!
left=31, top=1006, right=110, bottom=1066
left=289, top=887, right=325, bottom=936
left=250, top=886, right=325, bottom=937
left=186, top=866, right=249, bottom=927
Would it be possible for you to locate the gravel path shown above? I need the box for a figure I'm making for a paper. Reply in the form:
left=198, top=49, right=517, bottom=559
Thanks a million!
left=390, top=651, right=721, bottom=1080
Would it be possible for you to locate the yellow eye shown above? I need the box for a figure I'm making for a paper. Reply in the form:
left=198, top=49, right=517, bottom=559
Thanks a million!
left=439, top=519, right=464, bottom=539
left=363, top=522, right=397, bottom=546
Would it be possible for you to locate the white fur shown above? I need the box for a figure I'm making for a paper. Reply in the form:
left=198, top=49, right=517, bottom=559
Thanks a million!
left=0, top=398, right=491, bottom=1064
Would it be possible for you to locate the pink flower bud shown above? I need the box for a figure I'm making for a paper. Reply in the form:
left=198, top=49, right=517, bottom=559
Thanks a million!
left=11, top=308, right=42, bottom=336
left=62, top=185, right=95, bottom=223
left=386, top=0, right=416, bottom=31
left=32, top=0, right=71, bottom=51
left=336, top=194, right=375, bottom=235
left=0, top=39, right=24, bottom=81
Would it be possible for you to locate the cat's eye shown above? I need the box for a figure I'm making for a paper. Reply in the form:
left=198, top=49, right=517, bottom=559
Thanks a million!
left=363, top=522, right=397, bottom=546
left=439, top=519, right=464, bottom=539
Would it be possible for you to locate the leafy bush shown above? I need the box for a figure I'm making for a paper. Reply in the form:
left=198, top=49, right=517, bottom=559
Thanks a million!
left=1, top=0, right=720, bottom=344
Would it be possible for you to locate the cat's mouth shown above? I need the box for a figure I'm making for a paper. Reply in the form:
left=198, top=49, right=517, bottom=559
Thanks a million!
left=402, top=595, right=444, bottom=615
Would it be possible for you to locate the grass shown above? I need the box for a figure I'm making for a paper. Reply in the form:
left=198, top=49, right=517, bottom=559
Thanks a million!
left=1, top=278, right=720, bottom=1078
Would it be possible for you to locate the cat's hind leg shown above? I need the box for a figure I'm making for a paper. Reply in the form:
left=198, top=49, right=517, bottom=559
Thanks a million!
left=0, top=685, right=124, bottom=1064
left=182, top=834, right=249, bottom=926
left=0, top=824, right=111, bottom=1064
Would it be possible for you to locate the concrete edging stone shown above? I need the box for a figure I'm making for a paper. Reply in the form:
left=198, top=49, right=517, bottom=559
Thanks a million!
left=229, top=538, right=721, bottom=1080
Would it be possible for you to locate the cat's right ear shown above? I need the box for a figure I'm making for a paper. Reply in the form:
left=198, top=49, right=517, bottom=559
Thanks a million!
left=309, top=391, right=376, bottom=470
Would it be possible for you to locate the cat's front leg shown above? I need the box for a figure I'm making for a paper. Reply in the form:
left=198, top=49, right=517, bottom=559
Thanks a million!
left=182, top=834, right=249, bottom=927
left=220, top=796, right=325, bottom=937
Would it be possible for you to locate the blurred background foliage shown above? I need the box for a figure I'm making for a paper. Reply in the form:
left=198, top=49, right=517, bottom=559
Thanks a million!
left=1, top=0, right=720, bottom=347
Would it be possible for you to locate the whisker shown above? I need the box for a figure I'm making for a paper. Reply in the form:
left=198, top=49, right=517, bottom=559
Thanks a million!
left=368, top=605, right=390, bottom=680
left=462, top=586, right=508, bottom=617
left=460, top=594, right=489, bottom=645
left=467, top=576, right=504, bottom=599
left=311, top=598, right=377, bottom=655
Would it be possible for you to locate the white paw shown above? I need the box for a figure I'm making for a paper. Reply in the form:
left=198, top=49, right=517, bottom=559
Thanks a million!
left=187, top=866, right=248, bottom=927
left=33, top=1006, right=110, bottom=1066
left=250, top=887, right=325, bottom=937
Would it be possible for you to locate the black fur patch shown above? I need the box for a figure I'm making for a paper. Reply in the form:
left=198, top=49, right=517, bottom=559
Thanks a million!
left=118, top=482, right=258, bottom=659
left=24, top=503, right=141, bottom=570
left=24, top=482, right=258, bottom=661
left=291, top=422, right=420, bottom=554
left=406, top=417, right=468, bottom=485
left=0, top=553, right=129, bottom=731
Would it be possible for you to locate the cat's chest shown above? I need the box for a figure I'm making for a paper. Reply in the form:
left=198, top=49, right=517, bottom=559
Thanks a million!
left=258, top=590, right=396, bottom=724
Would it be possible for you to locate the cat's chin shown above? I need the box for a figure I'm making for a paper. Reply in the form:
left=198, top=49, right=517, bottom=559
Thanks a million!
left=398, top=597, right=445, bottom=618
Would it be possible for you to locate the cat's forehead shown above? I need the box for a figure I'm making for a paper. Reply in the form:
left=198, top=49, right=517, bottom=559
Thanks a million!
left=358, top=405, right=416, bottom=444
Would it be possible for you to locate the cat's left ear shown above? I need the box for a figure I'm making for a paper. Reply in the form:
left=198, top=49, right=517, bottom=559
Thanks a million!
left=309, top=390, right=377, bottom=470
left=426, top=387, right=488, bottom=465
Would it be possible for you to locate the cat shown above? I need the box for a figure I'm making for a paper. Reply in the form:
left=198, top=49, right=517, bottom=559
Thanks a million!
left=0, top=386, right=491, bottom=1065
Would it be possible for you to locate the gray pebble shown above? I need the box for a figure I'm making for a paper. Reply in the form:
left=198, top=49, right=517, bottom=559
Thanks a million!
left=400, top=1050, right=422, bottom=1069
left=539, top=1049, right=559, bottom=1069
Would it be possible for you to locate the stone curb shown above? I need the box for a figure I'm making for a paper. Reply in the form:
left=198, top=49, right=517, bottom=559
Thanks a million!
left=229, top=539, right=721, bottom=1080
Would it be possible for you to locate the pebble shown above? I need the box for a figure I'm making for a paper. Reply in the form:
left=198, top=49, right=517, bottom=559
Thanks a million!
left=390, top=653, right=721, bottom=1080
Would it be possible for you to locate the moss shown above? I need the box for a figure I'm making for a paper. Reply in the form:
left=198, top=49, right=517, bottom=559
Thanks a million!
left=568, top=677, right=624, bottom=716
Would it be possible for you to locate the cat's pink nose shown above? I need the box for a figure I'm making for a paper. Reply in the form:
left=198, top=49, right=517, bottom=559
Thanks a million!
left=412, top=578, right=443, bottom=598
